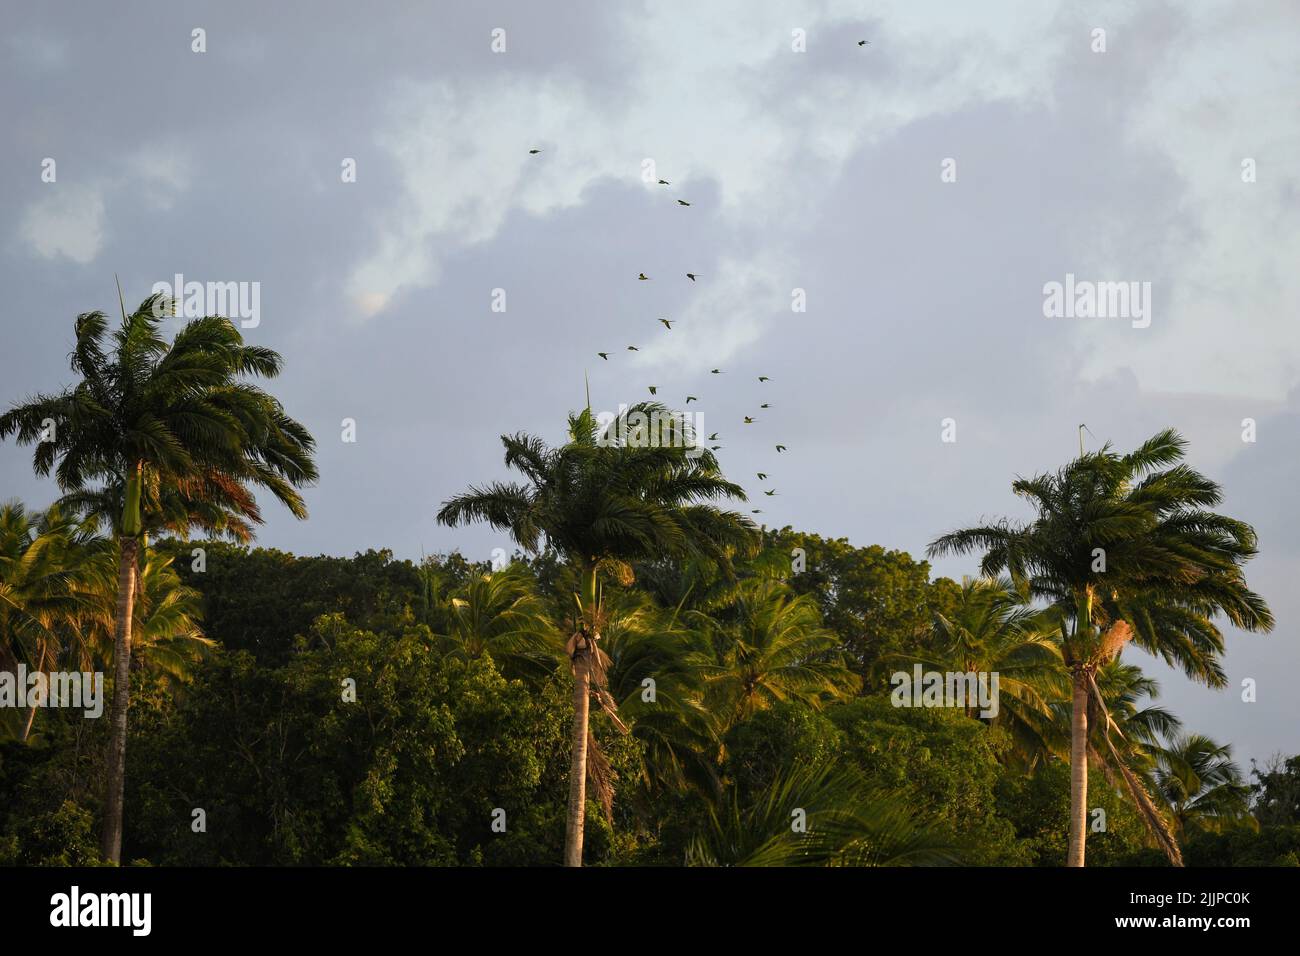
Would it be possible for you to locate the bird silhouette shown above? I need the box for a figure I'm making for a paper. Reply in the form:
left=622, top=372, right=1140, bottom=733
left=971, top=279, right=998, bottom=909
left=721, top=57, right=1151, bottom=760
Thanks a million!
left=858, top=40, right=870, bottom=46
left=710, top=368, right=722, bottom=374
left=758, top=376, right=770, bottom=382
left=708, top=433, right=719, bottom=441
left=775, top=444, right=787, bottom=453
left=760, top=403, right=770, bottom=409
left=677, top=199, right=691, bottom=206
left=627, top=345, right=639, bottom=351
left=637, top=273, right=650, bottom=280
left=686, top=396, right=698, bottom=403
left=659, top=318, right=673, bottom=329
left=658, top=179, right=670, bottom=185
left=756, top=472, right=767, bottom=480
left=529, top=148, right=542, bottom=154
left=764, top=490, right=777, bottom=496
left=751, top=509, right=762, bottom=514
left=710, top=445, right=722, bottom=451
left=648, top=386, right=658, bottom=395
left=686, top=273, right=698, bottom=282
left=597, top=352, right=609, bottom=360
left=743, top=417, right=756, bottom=424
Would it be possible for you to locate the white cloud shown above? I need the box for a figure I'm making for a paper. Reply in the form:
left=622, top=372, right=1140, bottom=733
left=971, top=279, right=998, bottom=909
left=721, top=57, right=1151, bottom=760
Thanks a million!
left=346, top=0, right=1071, bottom=321
left=20, top=185, right=107, bottom=265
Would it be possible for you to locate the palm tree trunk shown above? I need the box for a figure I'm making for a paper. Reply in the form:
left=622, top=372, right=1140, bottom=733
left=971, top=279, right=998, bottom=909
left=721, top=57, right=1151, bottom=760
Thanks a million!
left=1067, top=666, right=1089, bottom=867
left=100, top=536, right=140, bottom=864
left=563, top=564, right=599, bottom=867
left=19, top=639, right=47, bottom=743
left=564, top=650, right=591, bottom=867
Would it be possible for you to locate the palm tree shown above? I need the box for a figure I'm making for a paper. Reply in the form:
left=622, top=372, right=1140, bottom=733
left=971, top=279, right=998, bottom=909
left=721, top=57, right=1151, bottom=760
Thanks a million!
left=692, top=579, right=859, bottom=728
left=435, top=563, right=559, bottom=682
left=928, top=429, right=1272, bottom=866
left=685, top=758, right=958, bottom=866
left=0, top=501, right=89, bottom=741
left=1154, top=733, right=1254, bottom=839
left=903, top=576, right=1063, bottom=764
left=78, top=541, right=212, bottom=685
left=438, top=402, right=756, bottom=866
left=0, top=291, right=317, bottom=862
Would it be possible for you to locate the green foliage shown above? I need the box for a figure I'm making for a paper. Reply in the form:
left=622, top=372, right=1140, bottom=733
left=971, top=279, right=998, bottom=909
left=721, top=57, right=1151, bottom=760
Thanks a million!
left=829, top=696, right=1030, bottom=865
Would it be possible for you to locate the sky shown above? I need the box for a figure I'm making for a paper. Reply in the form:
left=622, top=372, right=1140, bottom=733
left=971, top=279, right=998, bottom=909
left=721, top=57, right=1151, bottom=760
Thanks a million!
left=2, top=0, right=1297, bottom=765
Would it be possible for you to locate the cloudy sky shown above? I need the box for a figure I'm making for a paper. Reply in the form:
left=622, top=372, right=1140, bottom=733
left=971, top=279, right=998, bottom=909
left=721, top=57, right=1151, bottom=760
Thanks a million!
left=2, top=1, right=1297, bottom=763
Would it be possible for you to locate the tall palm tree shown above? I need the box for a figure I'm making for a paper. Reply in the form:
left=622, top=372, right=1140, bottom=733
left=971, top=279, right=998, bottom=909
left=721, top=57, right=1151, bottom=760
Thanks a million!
left=0, top=291, right=317, bottom=862
left=928, top=429, right=1272, bottom=866
left=438, top=402, right=756, bottom=866
left=692, top=579, right=859, bottom=728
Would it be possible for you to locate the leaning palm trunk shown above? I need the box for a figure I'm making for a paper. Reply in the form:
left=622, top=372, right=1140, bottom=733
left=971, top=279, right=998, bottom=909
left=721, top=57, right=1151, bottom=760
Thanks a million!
left=1067, top=666, right=1089, bottom=867
left=1086, top=669, right=1184, bottom=866
left=100, top=536, right=139, bottom=864
left=19, top=639, right=47, bottom=742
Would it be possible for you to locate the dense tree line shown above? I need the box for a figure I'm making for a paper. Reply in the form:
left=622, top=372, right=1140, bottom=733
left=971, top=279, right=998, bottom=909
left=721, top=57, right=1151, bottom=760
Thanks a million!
left=2, top=532, right=1296, bottom=866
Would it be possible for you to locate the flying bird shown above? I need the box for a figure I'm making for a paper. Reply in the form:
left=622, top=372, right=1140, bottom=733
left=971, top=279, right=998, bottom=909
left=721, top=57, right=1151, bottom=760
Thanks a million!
left=648, top=386, right=658, bottom=395
left=751, top=509, right=762, bottom=514
left=710, top=445, right=722, bottom=451
left=686, top=273, right=698, bottom=282
left=760, top=403, right=770, bottom=409
left=775, top=444, right=787, bottom=453
left=710, top=368, right=722, bottom=374
left=743, top=417, right=756, bottom=424
left=659, top=318, right=673, bottom=329
left=686, top=396, right=698, bottom=404
left=627, top=345, right=639, bottom=351
left=597, top=352, right=609, bottom=360
left=529, top=148, right=542, bottom=154
left=758, top=376, right=770, bottom=382
left=638, top=273, right=650, bottom=280
left=677, top=199, right=691, bottom=206
left=658, top=179, right=670, bottom=185
left=858, top=40, right=870, bottom=46
left=708, top=433, right=719, bottom=441
left=764, top=490, right=777, bottom=496
left=756, top=472, right=767, bottom=480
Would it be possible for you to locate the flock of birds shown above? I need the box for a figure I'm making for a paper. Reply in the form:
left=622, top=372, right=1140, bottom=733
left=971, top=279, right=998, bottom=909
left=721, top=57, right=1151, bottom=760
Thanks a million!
left=525, top=150, right=802, bottom=517
left=526, top=44, right=876, bottom=517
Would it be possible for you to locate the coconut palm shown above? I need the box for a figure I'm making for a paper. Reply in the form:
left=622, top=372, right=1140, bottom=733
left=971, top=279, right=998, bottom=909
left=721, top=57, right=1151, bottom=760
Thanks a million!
left=1153, top=733, right=1254, bottom=838
left=0, top=292, right=317, bottom=862
left=437, top=402, right=756, bottom=866
left=435, top=563, right=559, bottom=682
left=901, top=576, right=1063, bottom=764
left=76, top=541, right=212, bottom=683
left=0, top=501, right=91, bottom=741
left=685, top=757, right=958, bottom=866
left=928, top=429, right=1272, bottom=866
left=692, top=579, right=859, bottom=728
